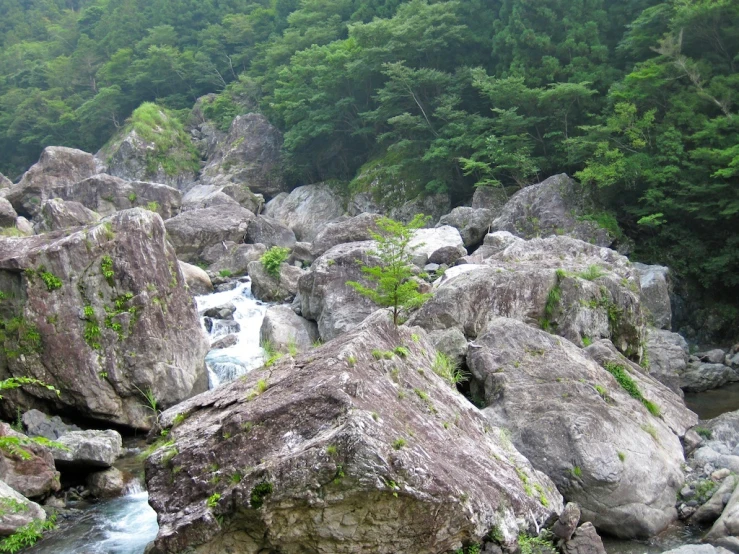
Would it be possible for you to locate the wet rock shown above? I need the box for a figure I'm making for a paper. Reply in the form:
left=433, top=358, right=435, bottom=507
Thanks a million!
left=633, top=263, right=672, bottom=329
left=553, top=502, right=581, bottom=541
left=263, top=184, right=344, bottom=242
left=646, top=329, right=689, bottom=396
left=209, top=243, right=267, bottom=277
left=0, top=423, right=60, bottom=498
left=87, top=467, right=125, bottom=498
left=0, top=209, right=209, bottom=429
left=437, top=207, right=494, bottom=248
left=562, top=523, right=607, bottom=554
left=259, top=305, right=319, bottom=352
left=661, top=546, right=733, bottom=554
left=247, top=260, right=303, bottom=303
left=21, top=409, right=80, bottom=440
left=312, top=213, right=381, bottom=257
left=468, top=317, right=687, bottom=539
left=52, top=430, right=122, bottom=468
left=203, top=318, right=240, bottom=335
left=200, top=113, right=285, bottom=199
left=203, top=303, right=236, bottom=320
left=34, top=199, right=99, bottom=233
left=245, top=215, right=296, bottom=249
left=0, top=198, right=18, bottom=228
left=178, top=261, right=213, bottom=295
left=211, top=334, right=239, bottom=350
left=0, top=480, right=46, bottom=536
left=146, top=313, right=562, bottom=553
left=164, top=204, right=255, bottom=262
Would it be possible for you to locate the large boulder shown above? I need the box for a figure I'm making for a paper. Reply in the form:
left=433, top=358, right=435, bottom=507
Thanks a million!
left=681, top=361, right=737, bottom=393
left=247, top=260, right=303, bottom=303
left=472, top=186, right=508, bottom=213
left=312, top=213, right=381, bottom=257
left=389, top=193, right=450, bottom=225
left=178, top=261, right=213, bottom=296
left=259, top=305, right=319, bottom=352
left=468, top=317, right=687, bottom=539
left=6, top=147, right=98, bottom=217
left=263, top=184, right=344, bottom=242
left=21, top=409, right=80, bottom=440
left=0, top=209, right=209, bottom=429
left=34, top=198, right=99, bottom=233
left=437, top=207, right=494, bottom=248
left=145, top=313, right=562, bottom=554
left=52, top=430, right=122, bottom=468
left=181, top=184, right=264, bottom=215
left=245, top=216, right=296, bottom=249
left=87, top=467, right=126, bottom=498
left=199, top=113, right=286, bottom=199
left=164, top=204, right=255, bottom=262
left=646, top=329, right=689, bottom=395
left=633, top=263, right=672, bottom=329
left=0, top=173, right=12, bottom=189
left=0, top=423, right=60, bottom=498
left=298, top=241, right=379, bottom=341
left=492, top=174, right=615, bottom=247
left=0, top=198, right=17, bottom=228
left=706, top=484, right=739, bottom=551
left=209, top=243, right=267, bottom=277
left=409, top=235, right=646, bottom=359
left=0, top=480, right=46, bottom=536
left=410, top=226, right=467, bottom=267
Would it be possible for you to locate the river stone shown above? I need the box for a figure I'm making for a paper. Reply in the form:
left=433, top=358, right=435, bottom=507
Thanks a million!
left=692, top=475, right=738, bottom=526
left=0, top=423, right=60, bottom=499
left=21, top=409, right=81, bottom=440
left=633, top=263, right=672, bottom=329
left=437, top=207, right=494, bottom=248
left=646, top=329, right=689, bottom=396
left=210, top=334, right=239, bottom=350
left=247, top=260, right=303, bottom=303
left=6, top=146, right=98, bottom=217
left=0, top=480, right=46, bottom=536
left=87, top=467, right=125, bottom=498
left=468, top=317, right=686, bottom=539
left=263, top=184, right=344, bottom=242
left=259, top=305, right=319, bottom=352
left=209, top=243, right=267, bottom=277
left=202, top=303, right=236, bottom=320
left=52, top=430, right=122, bottom=468
left=34, top=198, right=100, bottom=233
left=681, top=362, right=737, bottom=392
left=562, top=523, right=607, bottom=554
left=491, top=174, right=614, bottom=247
left=164, top=204, right=255, bottom=262
left=179, top=261, right=213, bottom=295
left=0, top=209, right=209, bottom=429
left=0, top=198, right=17, bottom=228
left=245, top=215, right=296, bottom=249
left=312, top=213, right=381, bottom=257
left=146, top=312, right=562, bottom=554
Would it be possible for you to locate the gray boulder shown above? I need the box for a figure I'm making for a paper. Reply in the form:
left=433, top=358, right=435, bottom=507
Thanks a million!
left=145, top=313, right=562, bottom=553
left=164, top=204, right=254, bottom=262
left=691, top=475, right=737, bottom=526
left=492, top=174, right=615, bottom=247
left=264, top=184, right=344, bottom=242
left=646, top=329, right=689, bottom=395
left=87, top=467, right=126, bottom=498
left=209, top=243, right=267, bottom=277
left=0, top=423, right=60, bottom=498
left=706, top=483, right=739, bottom=550
left=409, top=226, right=466, bottom=267
left=0, top=173, right=12, bottom=189
left=178, top=261, right=213, bottom=295
left=259, top=305, right=319, bottom=352
left=437, top=207, right=494, bottom=248
left=52, top=429, right=122, bottom=468
left=727, top=345, right=739, bottom=369
left=247, top=260, right=303, bottom=303
left=553, top=502, right=581, bottom=541
left=180, top=184, right=262, bottom=214
left=0, top=209, right=209, bottom=429
left=0, top=480, right=46, bottom=536
left=699, top=349, right=729, bottom=364
left=469, top=317, right=687, bottom=539
left=681, top=361, right=737, bottom=392
left=562, top=523, right=607, bottom=554
left=661, top=547, right=733, bottom=554
left=389, top=193, right=450, bottom=225
left=471, top=186, right=508, bottom=213
left=312, top=213, right=381, bottom=257
left=15, top=217, right=34, bottom=236
left=22, top=409, right=81, bottom=440
left=199, top=113, right=285, bottom=199
left=34, top=198, right=99, bottom=233
left=0, top=198, right=17, bottom=228
left=633, top=263, right=672, bottom=329
left=427, top=328, right=468, bottom=365
left=246, top=215, right=296, bottom=249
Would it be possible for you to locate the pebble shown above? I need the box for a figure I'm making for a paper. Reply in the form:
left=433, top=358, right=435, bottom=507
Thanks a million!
left=712, top=468, right=731, bottom=481
left=681, top=486, right=695, bottom=499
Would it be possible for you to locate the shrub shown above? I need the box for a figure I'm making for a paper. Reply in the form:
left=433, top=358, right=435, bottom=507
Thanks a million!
left=432, top=352, right=467, bottom=387
left=260, top=247, right=290, bottom=278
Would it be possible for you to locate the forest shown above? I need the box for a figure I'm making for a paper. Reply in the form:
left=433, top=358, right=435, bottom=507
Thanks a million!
left=0, top=0, right=737, bottom=322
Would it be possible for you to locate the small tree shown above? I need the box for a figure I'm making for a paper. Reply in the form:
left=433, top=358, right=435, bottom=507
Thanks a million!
left=347, top=214, right=430, bottom=325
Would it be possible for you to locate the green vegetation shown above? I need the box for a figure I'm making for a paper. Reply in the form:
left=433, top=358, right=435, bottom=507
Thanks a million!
left=260, top=247, right=290, bottom=278
left=218, top=269, right=233, bottom=278
left=206, top=493, right=221, bottom=509
left=604, top=361, right=661, bottom=417
left=145, top=201, right=160, bottom=212
left=128, top=192, right=137, bottom=203
left=39, top=269, right=63, bottom=292
left=347, top=215, right=430, bottom=326
left=578, top=265, right=606, bottom=281
left=0, top=514, right=57, bottom=553
left=695, top=427, right=713, bottom=440
left=0, top=317, right=43, bottom=359
left=100, top=256, right=115, bottom=286
left=431, top=352, right=467, bottom=388
left=250, top=482, right=273, bottom=509
left=82, top=306, right=101, bottom=350
left=518, top=532, right=556, bottom=554
left=134, top=385, right=160, bottom=425
left=392, top=438, right=406, bottom=450
left=540, top=270, right=566, bottom=331
left=261, top=340, right=283, bottom=367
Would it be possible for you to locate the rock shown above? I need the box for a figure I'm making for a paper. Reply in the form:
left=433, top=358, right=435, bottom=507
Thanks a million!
left=692, top=475, right=737, bottom=526
left=263, top=184, right=344, bottom=242
left=52, top=430, right=122, bottom=468
left=86, top=467, right=125, bottom=498
left=726, top=345, right=739, bottom=370
left=0, top=209, right=209, bottom=429
left=562, top=523, right=607, bottom=554
left=210, top=334, right=239, bottom=350
left=209, top=243, right=267, bottom=277
left=704, top=411, right=739, bottom=451
left=204, top=318, right=240, bottom=335
left=164, top=204, right=255, bottom=262
left=427, top=328, right=468, bottom=364
left=202, top=303, right=236, bottom=321
left=0, top=423, right=60, bottom=498
left=681, top=362, right=737, bottom=393
left=0, top=198, right=17, bottom=228
left=468, top=317, right=687, bottom=539
left=247, top=260, right=303, bottom=303
left=178, top=261, right=213, bottom=295
left=259, top=305, right=319, bottom=352
left=409, top=235, right=645, bottom=359
left=389, top=193, right=450, bottom=225
left=0, top=480, right=46, bottom=536
left=181, top=183, right=264, bottom=215
left=464, top=231, right=524, bottom=263
left=312, top=213, right=381, bottom=257
left=646, top=329, right=689, bottom=396
left=492, top=174, right=615, bottom=247
left=287, top=242, right=314, bottom=267
left=699, top=349, right=729, bottom=365
left=298, top=241, right=380, bottom=341
left=15, top=217, right=34, bottom=236
left=706, top=481, right=739, bottom=548
left=199, top=113, right=286, bottom=198
left=472, top=187, right=508, bottom=213
left=553, top=502, right=581, bottom=541
left=661, top=546, right=733, bottom=554
left=21, top=409, right=80, bottom=440
left=6, top=147, right=97, bottom=217
left=34, top=198, right=99, bottom=233
left=714, top=469, right=732, bottom=481
left=683, top=430, right=704, bottom=456
left=0, top=173, right=12, bottom=189
left=245, top=215, right=296, bottom=249
left=145, top=312, right=562, bottom=553
left=437, top=207, right=494, bottom=248
left=633, top=263, right=672, bottom=329
left=409, top=226, right=466, bottom=267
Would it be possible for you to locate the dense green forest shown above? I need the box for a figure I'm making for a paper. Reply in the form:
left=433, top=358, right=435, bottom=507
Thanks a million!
left=0, top=0, right=737, bottom=320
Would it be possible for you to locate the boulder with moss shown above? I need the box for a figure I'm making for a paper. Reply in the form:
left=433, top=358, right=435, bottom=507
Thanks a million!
left=0, top=480, right=46, bottom=536
left=0, top=209, right=209, bottom=429
left=247, top=260, right=303, bottom=303
left=0, top=423, right=60, bottom=499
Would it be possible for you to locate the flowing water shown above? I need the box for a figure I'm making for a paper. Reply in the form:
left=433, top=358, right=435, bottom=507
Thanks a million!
left=27, top=279, right=270, bottom=553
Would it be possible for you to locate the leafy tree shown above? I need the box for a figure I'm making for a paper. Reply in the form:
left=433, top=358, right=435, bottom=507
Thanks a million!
left=347, top=214, right=431, bottom=325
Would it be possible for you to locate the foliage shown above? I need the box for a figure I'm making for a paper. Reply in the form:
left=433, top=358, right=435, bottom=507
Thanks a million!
left=431, top=352, right=467, bottom=388
left=100, top=255, right=114, bottom=286
left=260, top=247, right=290, bottom=278
left=347, top=214, right=431, bottom=325
left=604, top=361, right=660, bottom=417
left=518, top=531, right=556, bottom=554
left=250, top=481, right=273, bottom=509
left=39, top=270, right=63, bottom=291
left=133, top=385, right=160, bottom=424
left=0, top=514, right=57, bottom=553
